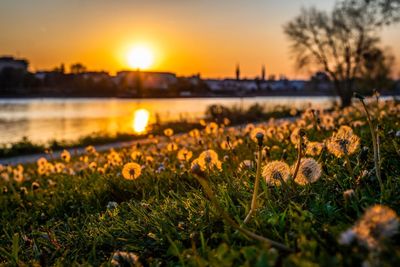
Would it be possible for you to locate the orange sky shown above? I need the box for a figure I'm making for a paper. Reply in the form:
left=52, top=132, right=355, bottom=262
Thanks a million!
left=1, top=0, right=399, bottom=79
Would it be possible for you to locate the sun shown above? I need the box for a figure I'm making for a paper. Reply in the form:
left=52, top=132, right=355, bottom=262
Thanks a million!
left=127, top=45, right=154, bottom=70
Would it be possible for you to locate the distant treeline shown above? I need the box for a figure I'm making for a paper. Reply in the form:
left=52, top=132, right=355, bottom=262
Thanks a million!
left=0, top=68, right=211, bottom=97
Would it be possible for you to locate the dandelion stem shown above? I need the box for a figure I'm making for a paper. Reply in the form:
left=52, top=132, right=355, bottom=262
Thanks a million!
left=393, top=140, right=400, bottom=157
left=193, top=175, right=292, bottom=252
left=344, top=153, right=354, bottom=179
left=359, top=99, right=384, bottom=198
left=291, top=135, right=303, bottom=182
left=243, top=143, right=263, bottom=224
left=311, top=110, right=321, bottom=131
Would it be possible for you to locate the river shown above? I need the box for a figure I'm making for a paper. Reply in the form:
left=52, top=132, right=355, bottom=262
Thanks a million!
left=0, top=96, right=338, bottom=144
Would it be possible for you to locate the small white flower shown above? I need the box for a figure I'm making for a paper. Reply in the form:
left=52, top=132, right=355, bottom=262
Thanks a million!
left=338, top=229, right=356, bottom=245
left=107, top=201, right=118, bottom=210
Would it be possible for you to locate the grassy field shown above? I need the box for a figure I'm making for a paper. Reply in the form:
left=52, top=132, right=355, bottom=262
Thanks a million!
left=0, top=97, right=399, bottom=266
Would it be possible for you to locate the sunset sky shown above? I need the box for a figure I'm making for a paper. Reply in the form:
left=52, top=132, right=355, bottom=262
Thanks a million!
left=1, top=0, right=399, bottom=79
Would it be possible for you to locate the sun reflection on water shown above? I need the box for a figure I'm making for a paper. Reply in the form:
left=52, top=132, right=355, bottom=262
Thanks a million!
left=132, top=109, right=150, bottom=134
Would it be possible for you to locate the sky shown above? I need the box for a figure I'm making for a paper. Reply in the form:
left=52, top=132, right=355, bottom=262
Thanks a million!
left=1, top=0, right=399, bottom=79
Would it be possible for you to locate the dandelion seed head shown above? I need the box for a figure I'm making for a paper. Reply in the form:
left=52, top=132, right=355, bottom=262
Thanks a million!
left=194, top=149, right=222, bottom=171
left=122, top=162, right=142, bottom=180
left=111, top=251, right=140, bottom=267
left=293, top=158, right=322, bottom=185
left=340, top=205, right=399, bottom=251
left=327, top=125, right=360, bottom=157
left=262, top=161, right=291, bottom=186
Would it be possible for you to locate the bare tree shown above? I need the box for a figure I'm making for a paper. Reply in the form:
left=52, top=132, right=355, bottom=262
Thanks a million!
left=284, top=0, right=400, bottom=107
left=70, top=63, right=87, bottom=75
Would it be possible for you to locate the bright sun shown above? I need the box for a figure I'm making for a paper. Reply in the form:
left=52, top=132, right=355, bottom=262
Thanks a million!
left=127, top=45, right=154, bottom=70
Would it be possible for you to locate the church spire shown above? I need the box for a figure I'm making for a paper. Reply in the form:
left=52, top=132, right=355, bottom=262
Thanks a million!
left=236, top=63, right=240, bottom=80
left=261, top=64, right=265, bottom=81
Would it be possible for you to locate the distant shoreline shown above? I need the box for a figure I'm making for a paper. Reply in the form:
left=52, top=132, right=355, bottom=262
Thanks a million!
left=0, top=91, right=333, bottom=99
left=0, top=90, right=399, bottom=100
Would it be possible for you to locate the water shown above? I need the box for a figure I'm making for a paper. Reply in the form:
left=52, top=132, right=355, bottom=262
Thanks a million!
left=0, top=96, right=337, bottom=144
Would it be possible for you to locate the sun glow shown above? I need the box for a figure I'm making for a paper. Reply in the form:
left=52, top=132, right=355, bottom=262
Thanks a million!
left=132, top=109, right=150, bottom=134
left=127, top=45, right=154, bottom=70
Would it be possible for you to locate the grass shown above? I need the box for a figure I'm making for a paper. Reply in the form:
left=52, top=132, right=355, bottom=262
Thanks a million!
left=0, top=99, right=400, bottom=266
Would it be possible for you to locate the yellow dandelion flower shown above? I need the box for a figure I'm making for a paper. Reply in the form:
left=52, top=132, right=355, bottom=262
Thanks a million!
left=122, top=162, right=142, bottom=180
left=296, top=119, right=307, bottom=128
left=80, top=155, right=89, bottom=163
left=46, top=162, right=56, bottom=174
left=107, top=151, right=122, bottom=166
left=1, top=172, right=10, bottom=182
left=145, top=156, right=154, bottom=164
left=55, top=163, right=65, bottom=173
left=13, top=169, right=24, bottom=183
left=16, top=164, right=24, bottom=173
left=234, top=139, right=244, bottom=146
left=189, top=129, right=200, bottom=138
left=321, top=115, right=335, bottom=130
left=97, top=167, right=106, bottom=174
left=37, top=165, right=46, bottom=176
left=262, top=161, right=291, bottom=186
left=164, top=128, right=174, bottom=137
left=265, top=127, right=277, bottom=139
left=290, top=127, right=307, bottom=145
left=205, top=122, right=219, bottom=135
left=89, top=162, right=97, bottom=171
left=292, top=158, right=322, bottom=185
left=85, top=145, right=96, bottom=154
left=305, top=142, right=324, bottom=156
left=167, top=142, right=179, bottom=152
left=60, top=149, right=71, bottom=162
left=130, top=151, right=142, bottom=161
left=37, top=157, right=48, bottom=167
left=327, top=125, right=360, bottom=158
left=220, top=140, right=230, bottom=150
left=223, top=118, right=230, bottom=125
left=177, top=148, right=193, bottom=161
left=244, top=123, right=255, bottom=134
left=195, top=149, right=222, bottom=171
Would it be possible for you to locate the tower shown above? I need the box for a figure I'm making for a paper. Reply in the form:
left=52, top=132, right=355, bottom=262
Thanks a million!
left=236, top=63, right=240, bottom=80
left=261, top=65, right=266, bottom=81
